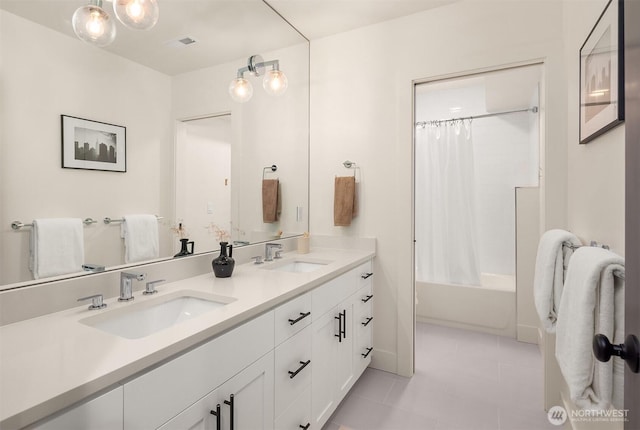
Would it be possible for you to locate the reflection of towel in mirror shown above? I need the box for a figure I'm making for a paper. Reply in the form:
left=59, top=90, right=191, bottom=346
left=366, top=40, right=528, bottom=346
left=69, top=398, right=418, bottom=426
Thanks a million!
left=334, top=176, right=357, bottom=226
left=262, top=179, right=279, bottom=223
left=533, top=229, right=582, bottom=332
left=555, top=247, right=625, bottom=410
left=30, top=218, right=85, bottom=279
left=121, top=214, right=159, bottom=263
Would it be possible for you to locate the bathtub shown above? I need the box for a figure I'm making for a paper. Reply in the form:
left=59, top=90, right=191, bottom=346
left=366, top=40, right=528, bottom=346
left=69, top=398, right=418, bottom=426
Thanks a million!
left=415, top=273, right=516, bottom=337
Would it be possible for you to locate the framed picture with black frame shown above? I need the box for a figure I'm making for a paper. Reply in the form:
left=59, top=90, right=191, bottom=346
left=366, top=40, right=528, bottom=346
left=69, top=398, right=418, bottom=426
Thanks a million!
left=579, top=0, right=624, bottom=144
left=61, top=115, right=126, bottom=172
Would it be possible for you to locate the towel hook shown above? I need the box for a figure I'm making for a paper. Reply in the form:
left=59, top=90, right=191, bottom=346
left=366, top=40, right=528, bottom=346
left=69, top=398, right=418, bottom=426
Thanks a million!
left=263, top=165, right=277, bottom=180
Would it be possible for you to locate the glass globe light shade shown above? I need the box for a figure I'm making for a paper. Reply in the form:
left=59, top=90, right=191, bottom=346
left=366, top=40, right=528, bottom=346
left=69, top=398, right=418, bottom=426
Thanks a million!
left=72, top=3, right=116, bottom=47
left=113, top=0, right=159, bottom=30
left=262, top=70, right=288, bottom=96
left=229, top=78, right=253, bottom=103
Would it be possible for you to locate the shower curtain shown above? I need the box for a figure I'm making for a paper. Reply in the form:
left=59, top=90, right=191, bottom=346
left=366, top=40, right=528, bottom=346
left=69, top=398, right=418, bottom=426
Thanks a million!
left=415, top=121, right=481, bottom=286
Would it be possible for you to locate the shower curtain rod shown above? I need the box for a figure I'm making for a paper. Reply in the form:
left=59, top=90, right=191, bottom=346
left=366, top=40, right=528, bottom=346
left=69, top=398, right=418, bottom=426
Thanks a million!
left=415, top=106, right=538, bottom=128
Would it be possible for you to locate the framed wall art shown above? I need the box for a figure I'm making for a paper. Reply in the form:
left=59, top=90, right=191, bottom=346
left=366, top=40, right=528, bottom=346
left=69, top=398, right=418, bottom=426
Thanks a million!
left=61, top=115, right=126, bottom=172
left=579, top=0, right=624, bottom=144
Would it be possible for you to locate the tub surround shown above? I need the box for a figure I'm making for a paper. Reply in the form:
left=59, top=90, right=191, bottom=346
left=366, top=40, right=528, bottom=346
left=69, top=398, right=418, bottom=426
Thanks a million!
left=0, top=241, right=375, bottom=429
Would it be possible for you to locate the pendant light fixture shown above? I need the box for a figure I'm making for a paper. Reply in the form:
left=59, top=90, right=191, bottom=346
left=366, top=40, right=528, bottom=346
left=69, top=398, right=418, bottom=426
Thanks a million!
left=72, top=0, right=159, bottom=47
left=72, top=0, right=116, bottom=47
left=112, top=0, right=159, bottom=30
left=229, top=55, right=288, bottom=103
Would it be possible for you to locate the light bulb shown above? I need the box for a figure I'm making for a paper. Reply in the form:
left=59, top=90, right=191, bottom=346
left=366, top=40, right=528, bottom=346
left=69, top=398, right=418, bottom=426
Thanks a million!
left=263, top=70, right=288, bottom=96
left=113, top=0, right=159, bottom=30
left=229, top=78, right=253, bottom=103
left=72, top=3, right=116, bottom=47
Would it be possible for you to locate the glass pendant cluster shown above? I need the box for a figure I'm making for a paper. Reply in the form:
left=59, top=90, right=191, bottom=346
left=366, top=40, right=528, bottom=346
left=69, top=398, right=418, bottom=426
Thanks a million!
left=72, top=0, right=159, bottom=47
left=229, top=55, right=288, bottom=103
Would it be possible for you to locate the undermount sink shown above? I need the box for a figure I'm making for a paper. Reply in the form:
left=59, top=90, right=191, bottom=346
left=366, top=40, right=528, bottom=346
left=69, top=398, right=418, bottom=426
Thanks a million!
left=80, top=291, right=236, bottom=339
left=265, top=259, right=331, bottom=273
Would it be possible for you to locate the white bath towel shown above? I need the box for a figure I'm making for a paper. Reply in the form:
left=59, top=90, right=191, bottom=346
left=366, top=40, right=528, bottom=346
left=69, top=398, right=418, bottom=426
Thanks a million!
left=121, top=214, right=159, bottom=263
left=29, top=218, right=85, bottom=279
left=533, top=229, right=582, bottom=332
left=555, top=247, right=625, bottom=410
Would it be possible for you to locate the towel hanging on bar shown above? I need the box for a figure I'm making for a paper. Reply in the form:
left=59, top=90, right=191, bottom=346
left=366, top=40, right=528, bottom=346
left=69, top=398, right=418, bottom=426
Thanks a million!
left=334, top=176, right=357, bottom=226
left=262, top=179, right=280, bottom=223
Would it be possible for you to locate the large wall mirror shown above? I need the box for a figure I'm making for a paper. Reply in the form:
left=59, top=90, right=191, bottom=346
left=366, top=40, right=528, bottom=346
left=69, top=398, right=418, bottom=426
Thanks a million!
left=0, top=0, right=309, bottom=289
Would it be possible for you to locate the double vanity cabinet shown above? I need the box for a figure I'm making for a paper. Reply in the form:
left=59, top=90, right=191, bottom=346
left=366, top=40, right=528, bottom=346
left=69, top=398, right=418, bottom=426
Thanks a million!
left=30, top=258, right=374, bottom=430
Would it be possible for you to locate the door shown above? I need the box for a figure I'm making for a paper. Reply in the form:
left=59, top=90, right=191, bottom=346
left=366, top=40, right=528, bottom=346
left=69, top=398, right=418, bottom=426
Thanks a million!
left=625, top=0, right=640, bottom=427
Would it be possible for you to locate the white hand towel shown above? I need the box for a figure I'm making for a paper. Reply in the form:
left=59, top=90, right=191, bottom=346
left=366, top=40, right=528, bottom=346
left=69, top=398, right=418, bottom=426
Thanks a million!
left=533, top=229, right=582, bottom=332
left=29, top=218, right=85, bottom=279
left=555, top=247, right=625, bottom=410
left=121, top=214, right=159, bottom=264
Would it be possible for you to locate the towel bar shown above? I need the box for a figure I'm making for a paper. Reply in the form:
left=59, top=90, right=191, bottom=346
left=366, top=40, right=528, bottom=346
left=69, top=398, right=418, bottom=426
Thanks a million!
left=262, top=165, right=277, bottom=180
left=11, top=218, right=97, bottom=230
left=104, top=215, right=163, bottom=224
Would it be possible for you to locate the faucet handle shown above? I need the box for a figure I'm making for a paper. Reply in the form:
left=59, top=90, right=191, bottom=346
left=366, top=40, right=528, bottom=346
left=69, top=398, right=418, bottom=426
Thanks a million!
left=274, top=250, right=283, bottom=259
left=251, top=255, right=264, bottom=265
left=78, top=294, right=106, bottom=310
left=144, top=279, right=165, bottom=295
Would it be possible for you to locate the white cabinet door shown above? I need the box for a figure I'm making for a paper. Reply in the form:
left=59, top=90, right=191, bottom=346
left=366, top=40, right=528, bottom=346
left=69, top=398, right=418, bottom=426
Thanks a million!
left=334, top=300, right=355, bottom=400
left=311, top=307, right=338, bottom=428
left=32, top=386, right=123, bottom=430
left=159, top=352, right=274, bottom=430
left=218, top=352, right=274, bottom=430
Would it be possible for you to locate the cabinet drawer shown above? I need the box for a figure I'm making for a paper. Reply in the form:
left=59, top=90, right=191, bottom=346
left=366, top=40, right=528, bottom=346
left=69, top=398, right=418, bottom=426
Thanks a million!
left=356, top=260, right=373, bottom=290
left=32, top=386, right=123, bottom=430
left=123, top=311, right=274, bottom=430
left=274, top=386, right=311, bottom=430
left=312, top=270, right=357, bottom=319
left=275, top=325, right=312, bottom=419
left=275, top=292, right=312, bottom=346
left=354, top=283, right=373, bottom=323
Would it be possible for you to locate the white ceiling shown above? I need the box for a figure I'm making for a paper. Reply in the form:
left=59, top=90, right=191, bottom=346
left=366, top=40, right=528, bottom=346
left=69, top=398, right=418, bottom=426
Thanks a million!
left=0, top=0, right=458, bottom=75
left=267, top=0, right=458, bottom=40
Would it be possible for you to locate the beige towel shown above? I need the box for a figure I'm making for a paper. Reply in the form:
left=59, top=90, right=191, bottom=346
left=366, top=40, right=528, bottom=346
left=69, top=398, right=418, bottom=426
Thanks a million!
left=262, top=179, right=279, bottom=223
left=334, top=176, right=357, bottom=226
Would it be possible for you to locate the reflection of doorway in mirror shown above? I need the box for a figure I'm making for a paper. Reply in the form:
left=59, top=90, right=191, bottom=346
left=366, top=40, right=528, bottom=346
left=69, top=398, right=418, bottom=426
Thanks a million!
left=175, top=114, right=232, bottom=256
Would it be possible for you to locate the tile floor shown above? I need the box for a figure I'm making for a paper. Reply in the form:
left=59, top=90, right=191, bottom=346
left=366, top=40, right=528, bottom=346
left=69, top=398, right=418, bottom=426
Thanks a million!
left=323, top=322, right=558, bottom=430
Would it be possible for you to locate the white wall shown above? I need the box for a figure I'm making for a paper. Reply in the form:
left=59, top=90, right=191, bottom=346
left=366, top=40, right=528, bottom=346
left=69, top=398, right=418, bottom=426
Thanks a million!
left=0, top=10, right=173, bottom=285
left=563, top=0, right=625, bottom=255
left=309, top=0, right=568, bottom=376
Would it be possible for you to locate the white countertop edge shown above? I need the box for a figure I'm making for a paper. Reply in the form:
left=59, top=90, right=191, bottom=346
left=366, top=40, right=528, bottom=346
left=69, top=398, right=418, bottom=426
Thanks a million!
left=0, top=248, right=374, bottom=429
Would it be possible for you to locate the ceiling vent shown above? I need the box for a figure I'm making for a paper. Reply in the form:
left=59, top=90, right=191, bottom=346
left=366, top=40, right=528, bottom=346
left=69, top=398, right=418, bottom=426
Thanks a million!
left=164, top=36, right=197, bottom=48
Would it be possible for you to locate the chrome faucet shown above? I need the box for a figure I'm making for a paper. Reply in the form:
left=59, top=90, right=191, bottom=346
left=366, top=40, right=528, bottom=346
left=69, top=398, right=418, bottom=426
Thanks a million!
left=264, top=242, right=283, bottom=262
left=119, top=271, right=146, bottom=302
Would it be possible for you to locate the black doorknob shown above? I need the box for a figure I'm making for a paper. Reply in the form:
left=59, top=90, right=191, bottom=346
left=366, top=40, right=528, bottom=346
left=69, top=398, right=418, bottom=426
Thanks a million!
left=592, top=333, right=640, bottom=373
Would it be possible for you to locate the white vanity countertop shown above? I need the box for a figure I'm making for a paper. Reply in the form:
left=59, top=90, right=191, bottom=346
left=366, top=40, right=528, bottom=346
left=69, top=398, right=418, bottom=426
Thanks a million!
left=0, top=248, right=374, bottom=429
